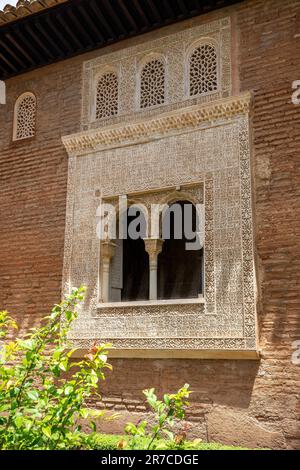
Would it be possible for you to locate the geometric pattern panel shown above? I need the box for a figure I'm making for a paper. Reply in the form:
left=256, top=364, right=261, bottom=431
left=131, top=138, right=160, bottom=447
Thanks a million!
left=14, top=92, right=36, bottom=140
left=189, top=43, right=218, bottom=96
left=140, top=59, right=165, bottom=108
left=81, top=17, right=232, bottom=131
left=96, top=72, right=118, bottom=120
left=62, top=93, right=258, bottom=356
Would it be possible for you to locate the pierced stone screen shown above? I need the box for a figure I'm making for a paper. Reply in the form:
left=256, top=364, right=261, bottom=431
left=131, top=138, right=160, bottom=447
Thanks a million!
left=96, top=72, right=118, bottom=119
left=140, top=59, right=165, bottom=108
left=189, top=44, right=218, bottom=96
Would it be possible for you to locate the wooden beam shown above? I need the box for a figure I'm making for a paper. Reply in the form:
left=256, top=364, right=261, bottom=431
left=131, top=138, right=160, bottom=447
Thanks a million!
left=46, top=16, right=73, bottom=53
left=0, top=61, right=7, bottom=76
left=14, top=25, right=45, bottom=63
left=4, top=32, right=35, bottom=65
left=177, top=0, right=189, bottom=15
left=89, top=0, right=116, bottom=40
left=55, top=14, right=83, bottom=51
left=77, top=4, right=105, bottom=43
left=192, top=0, right=203, bottom=11
left=34, top=20, right=64, bottom=57
left=161, top=0, right=175, bottom=20
left=25, top=23, right=54, bottom=60
left=0, top=49, right=18, bottom=73
left=102, top=0, right=127, bottom=37
left=67, top=8, right=95, bottom=46
left=131, top=0, right=150, bottom=28
left=146, top=0, right=162, bottom=23
left=116, top=0, right=138, bottom=32
left=0, top=38, right=26, bottom=69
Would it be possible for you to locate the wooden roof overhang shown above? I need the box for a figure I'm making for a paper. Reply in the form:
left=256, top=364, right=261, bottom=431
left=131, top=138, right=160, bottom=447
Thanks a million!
left=0, top=0, right=243, bottom=80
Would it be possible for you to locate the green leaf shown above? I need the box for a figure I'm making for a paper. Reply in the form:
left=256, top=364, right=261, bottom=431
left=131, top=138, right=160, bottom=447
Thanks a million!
left=14, top=416, right=24, bottom=429
left=125, top=423, right=137, bottom=435
left=163, top=394, right=170, bottom=406
left=42, top=427, right=52, bottom=439
left=80, top=408, right=89, bottom=419
left=64, top=385, right=73, bottom=396
left=90, top=421, right=97, bottom=432
left=26, top=390, right=39, bottom=401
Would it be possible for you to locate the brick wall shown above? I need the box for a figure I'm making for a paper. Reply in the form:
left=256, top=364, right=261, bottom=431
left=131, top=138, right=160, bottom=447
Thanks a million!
left=0, top=0, right=299, bottom=449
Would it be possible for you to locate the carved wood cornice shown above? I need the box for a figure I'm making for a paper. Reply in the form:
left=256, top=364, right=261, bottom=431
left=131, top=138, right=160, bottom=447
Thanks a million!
left=62, top=92, right=252, bottom=156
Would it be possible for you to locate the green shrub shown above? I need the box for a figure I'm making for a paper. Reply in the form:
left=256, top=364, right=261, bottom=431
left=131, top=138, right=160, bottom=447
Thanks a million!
left=125, top=384, right=192, bottom=450
left=83, top=433, right=125, bottom=450
left=80, top=433, right=250, bottom=450
left=0, top=287, right=112, bottom=450
left=0, top=289, right=255, bottom=451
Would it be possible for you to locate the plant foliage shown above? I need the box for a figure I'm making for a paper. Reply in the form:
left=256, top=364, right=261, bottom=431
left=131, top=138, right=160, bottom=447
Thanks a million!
left=124, top=384, right=192, bottom=450
left=0, top=287, right=112, bottom=450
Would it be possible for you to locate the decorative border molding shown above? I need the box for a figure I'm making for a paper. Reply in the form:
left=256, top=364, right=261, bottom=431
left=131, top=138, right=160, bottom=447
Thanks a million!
left=62, top=91, right=258, bottom=357
left=63, top=92, right=251, bottom=156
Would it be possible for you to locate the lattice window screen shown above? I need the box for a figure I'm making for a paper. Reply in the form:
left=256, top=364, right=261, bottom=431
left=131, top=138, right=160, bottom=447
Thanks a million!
left=140, top=59, right=165, bottom=108
left=14, top=93, right=36, bottom=140
left=96, top=72, right=118, bottom=119
left=189, top=44, right=218, bottom=96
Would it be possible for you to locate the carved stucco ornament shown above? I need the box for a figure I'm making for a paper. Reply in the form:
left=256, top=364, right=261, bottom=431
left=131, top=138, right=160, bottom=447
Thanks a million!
left=61, top=17, right=258, bottom=359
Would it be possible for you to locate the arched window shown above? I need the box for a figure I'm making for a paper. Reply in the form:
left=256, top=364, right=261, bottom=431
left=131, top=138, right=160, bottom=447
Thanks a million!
left=95, top=71, right=118, bottom=119
left=139, top=57, right=165, bottom=109
left=106, top=201, right=203, bottom=303
left=189, top=42, right=218, bottom=97
left=110, top=206, right=149, bottom=302
left=13, top=92, right=36, bottom=140
left=158, top=201, right=203, bottom=300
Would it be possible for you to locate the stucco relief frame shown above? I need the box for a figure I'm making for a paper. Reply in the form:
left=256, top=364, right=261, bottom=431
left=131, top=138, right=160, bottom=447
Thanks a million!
left=98, top=183, right=207, bottom=305
left=185, top=38, right=220, bottom=99
left=91, top=65, right=120, bottom=122
left=135, top=52, right=168, bottom=111
left=81, top=17, right=231, bottom=131
left=62, top=92, right=259, bottom=359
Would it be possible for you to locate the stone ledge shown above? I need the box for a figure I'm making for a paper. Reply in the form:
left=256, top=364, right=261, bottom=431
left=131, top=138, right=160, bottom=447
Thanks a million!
left=71, top=348, right=261, bottom=360
left=62, top=92, right=252, bottom=156
left=97, top=298, right=205, bottom=309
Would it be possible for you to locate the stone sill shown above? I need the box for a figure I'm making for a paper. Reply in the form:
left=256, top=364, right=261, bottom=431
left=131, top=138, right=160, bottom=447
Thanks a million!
left=71, top=348, right=260, bottom=360
left=97, top=297, right=205, bottom=309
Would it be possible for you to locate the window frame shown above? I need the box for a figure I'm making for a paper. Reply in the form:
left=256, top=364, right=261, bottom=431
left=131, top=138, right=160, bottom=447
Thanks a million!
left=136, top=53, right=167, bottom=111
left=92, top=67, right=119, bottom=122
left=13, top=91, right=37, bottom=142
left=185, top=38, right=220, bottom=99
left=100, top=194, right=205, bottom=305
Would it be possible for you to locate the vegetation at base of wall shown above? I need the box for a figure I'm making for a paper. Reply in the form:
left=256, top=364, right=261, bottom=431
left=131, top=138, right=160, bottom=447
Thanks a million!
left=0, top=288, right=113, bottom=450
left=82, top=433, right=251, bottom=450
left=124, top=385, right=192, bottom=450
left=0, top=288, right=256, bottom=451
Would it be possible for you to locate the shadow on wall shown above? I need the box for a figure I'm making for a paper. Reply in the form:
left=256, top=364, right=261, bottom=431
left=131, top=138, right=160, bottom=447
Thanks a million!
left=102, top=358, right=260, bottom=409
left=96, top=358, right=290, bottom=446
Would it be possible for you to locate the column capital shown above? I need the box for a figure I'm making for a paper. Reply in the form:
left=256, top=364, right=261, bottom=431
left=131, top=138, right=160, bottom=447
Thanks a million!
left=144, top=238, right=163, bottom=301
left=101, top=240, right=117, bottom=260
left=144, top=238, right=164, bottom=259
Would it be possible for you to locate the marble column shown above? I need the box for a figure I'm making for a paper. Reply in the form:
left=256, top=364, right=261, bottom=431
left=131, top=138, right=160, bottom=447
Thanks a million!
left=101, top=240, right=116, bottom=303
left=144, top=238, right=164, bottom=301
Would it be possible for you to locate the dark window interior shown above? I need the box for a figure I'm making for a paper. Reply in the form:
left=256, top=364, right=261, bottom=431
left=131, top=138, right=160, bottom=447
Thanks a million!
left=121, top=209, right=149, bottom=301
left=119, top=201, right=203, bottom=302
left=158, top=201, right=203, bottom=300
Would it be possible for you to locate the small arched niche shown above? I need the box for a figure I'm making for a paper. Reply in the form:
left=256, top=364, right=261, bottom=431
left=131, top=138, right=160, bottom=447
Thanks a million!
left=13, top=92, right=36, bottom=141
left=95, top=70, right=119, bottom=120
left=139, top=54, right=166, bottom=109
left=187, top=39, right=219, bottom=97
